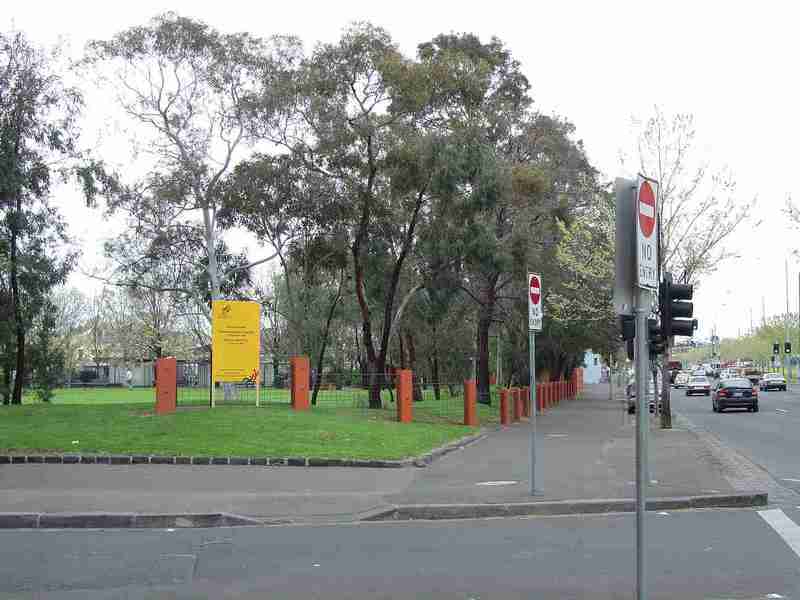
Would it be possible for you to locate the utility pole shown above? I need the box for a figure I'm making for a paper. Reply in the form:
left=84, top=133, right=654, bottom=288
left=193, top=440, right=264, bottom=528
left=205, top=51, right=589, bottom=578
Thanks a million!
left=785, top=258, right=790, bottom=380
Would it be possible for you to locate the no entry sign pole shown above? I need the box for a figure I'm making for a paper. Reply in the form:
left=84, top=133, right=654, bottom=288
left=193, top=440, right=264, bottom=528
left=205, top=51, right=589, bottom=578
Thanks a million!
left=635, top=285, right=651, bottom=600
left=635, top=175, right=658, bottom=600
left=528, top=273, right=543, bottom=495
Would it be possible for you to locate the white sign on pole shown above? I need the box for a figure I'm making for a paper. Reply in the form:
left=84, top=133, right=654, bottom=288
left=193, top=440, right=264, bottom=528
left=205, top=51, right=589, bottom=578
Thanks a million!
left=528, top=273, right=543, bottom=331
left=636, top=175, right=659, bottom=290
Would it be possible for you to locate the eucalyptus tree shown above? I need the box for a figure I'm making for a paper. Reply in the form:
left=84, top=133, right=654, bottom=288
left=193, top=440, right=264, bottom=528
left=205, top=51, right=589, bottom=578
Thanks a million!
left=85, top=13, right=301, bottom=306
left=0, top=31, right=84, bottom=404
left=249, top=23, right=473, bottom=408
left=633, top=107, right=751, bottom=427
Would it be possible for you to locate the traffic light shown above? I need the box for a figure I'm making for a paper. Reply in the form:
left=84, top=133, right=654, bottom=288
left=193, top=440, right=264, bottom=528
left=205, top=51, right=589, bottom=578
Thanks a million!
left=648, top=318, right=666, bottom=359
left=619, top=315, right=636, bottom=360
left=659, top=272, right=697, bottom=338
left=774, top=342, right=780, bottom=355
left=786, top=342, right=792, bottom=354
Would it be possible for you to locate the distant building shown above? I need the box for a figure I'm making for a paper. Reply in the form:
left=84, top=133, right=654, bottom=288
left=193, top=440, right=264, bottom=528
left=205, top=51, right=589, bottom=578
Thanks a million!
left=583, top=350, right=604, bottom=384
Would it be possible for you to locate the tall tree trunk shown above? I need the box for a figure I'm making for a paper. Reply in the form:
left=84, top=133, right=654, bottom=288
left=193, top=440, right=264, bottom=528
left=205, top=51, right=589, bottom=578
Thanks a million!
left=431, top=324, right=441, bottom=401
left=405, top=331, right=423, bottom=402
left=660, top=343, right=673, bottom=428
left=10, top=193, right=24, bottom=405
left=311, top=273, right=343, bottom=407
left=476, top=295, right=495, bottom=406
left=398, top=334, right=406, bottom=369
left=2, top=357, right=10, bottom=404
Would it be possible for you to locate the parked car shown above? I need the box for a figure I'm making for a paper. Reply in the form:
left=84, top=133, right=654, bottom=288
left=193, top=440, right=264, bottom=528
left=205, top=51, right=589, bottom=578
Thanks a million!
left=686, top=375, right=711, bottom=396
left=672, top=372, right=690, bottom=388
left=713, top=377, right=759, bottom=412
left=759, top=372, right=787, bottom=391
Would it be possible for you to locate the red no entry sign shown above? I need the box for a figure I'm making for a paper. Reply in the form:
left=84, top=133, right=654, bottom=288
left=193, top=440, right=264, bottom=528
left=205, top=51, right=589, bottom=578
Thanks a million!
left=529, top=275, right=541, bottom=306
left=638, top=181, right=656, bottom=238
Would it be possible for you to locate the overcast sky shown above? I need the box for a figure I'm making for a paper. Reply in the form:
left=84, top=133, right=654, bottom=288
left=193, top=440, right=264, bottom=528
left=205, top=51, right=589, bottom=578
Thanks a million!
left=6, top=0, right=798, bottom=341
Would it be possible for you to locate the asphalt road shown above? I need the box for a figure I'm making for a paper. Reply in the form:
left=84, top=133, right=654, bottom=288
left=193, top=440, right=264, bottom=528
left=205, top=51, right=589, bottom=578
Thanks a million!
left=2, top=508, right=800, bottom=599
left=672, top=383, right=800, bottom=497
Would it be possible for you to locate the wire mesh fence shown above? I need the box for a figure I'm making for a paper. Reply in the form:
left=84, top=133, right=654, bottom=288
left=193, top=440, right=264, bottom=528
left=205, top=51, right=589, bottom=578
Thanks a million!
left=22, top=361, right=507, bottom=426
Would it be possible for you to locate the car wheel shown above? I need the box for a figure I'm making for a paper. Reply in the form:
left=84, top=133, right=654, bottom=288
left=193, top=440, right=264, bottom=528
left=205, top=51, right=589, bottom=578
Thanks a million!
left=627, top=405, right=635, bottom=415
left=705, top=391, right=710, bottom=396
left=783, top=386, right=787, bottom=391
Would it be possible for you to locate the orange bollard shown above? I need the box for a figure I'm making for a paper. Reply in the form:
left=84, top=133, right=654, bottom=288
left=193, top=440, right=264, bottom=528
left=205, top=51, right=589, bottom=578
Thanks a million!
left=512, top=388, right=522, bottom=422
left=290, top=356, right=310, bottom=410
left=463, top=380, right=478, bottom=426
left=397, top=369, right=413, bottom=423
left=154, top=357, right=177, bottom=415
left=499, top=388, right=510, bottom=425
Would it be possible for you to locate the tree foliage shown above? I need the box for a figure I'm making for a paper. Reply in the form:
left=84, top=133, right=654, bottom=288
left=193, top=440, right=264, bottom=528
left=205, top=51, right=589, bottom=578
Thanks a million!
left=0, top=31, right=82, bottom=404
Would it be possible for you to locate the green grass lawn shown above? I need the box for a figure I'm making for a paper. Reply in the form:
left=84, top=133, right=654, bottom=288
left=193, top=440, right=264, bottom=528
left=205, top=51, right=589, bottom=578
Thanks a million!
left=3, top=385, right=503, bottom=459
left=0, top=403, right=479, bottom=460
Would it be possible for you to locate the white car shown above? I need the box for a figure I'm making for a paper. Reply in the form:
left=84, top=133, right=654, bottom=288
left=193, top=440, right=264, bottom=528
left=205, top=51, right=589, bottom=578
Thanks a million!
left=760, top=372, right=787, bottom=391
left=686, top=376, right=711, bottom=396
left=673, top=372, right=690, bottom=388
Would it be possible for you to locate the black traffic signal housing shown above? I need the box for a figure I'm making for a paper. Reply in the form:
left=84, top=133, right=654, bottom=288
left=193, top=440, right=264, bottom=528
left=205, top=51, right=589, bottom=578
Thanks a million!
left=659, top=272, right=697, bottom=338
left=620, top=315, right=635, bottom=361
left=648, top=318, right=666, bottom=359
left=774, top=342, right=780, bottom=355
left=786, top=342, right=792, bottom=354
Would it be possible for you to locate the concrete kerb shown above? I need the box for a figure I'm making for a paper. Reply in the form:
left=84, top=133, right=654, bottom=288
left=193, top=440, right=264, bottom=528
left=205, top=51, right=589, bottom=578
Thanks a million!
left=0, top=432, right=488, bottom=470
left=0, top=512, right=263, bottom=530
left=362, top=492, right=769, bottom=522
left=0, top=492, right=767, bottom=529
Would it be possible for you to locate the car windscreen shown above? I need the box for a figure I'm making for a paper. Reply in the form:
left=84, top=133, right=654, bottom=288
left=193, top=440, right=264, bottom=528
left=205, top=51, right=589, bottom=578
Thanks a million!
left=765, top=373, right=782, bottom=379
left=722, top=378, right=752, bottom=388
left=690, top=377, right=707, bottom=383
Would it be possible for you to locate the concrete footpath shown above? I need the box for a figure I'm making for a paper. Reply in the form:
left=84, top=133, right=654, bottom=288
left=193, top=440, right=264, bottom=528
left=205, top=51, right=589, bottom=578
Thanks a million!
left=0, top=385, right=766, bottom=526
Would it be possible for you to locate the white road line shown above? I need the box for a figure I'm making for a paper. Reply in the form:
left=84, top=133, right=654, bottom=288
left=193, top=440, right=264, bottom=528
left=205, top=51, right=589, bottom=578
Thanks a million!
left=758, top=509, right=800, bottom=559
left=775, top=409, right=789, bottom=414
left=782, top=478, right=800, bottom=483
left=475, top=481, right=518, bottom=486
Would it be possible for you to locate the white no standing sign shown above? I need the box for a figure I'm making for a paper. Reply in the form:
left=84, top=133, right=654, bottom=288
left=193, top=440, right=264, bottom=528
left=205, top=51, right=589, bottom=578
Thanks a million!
left=528, top=273, right=542, bottom=331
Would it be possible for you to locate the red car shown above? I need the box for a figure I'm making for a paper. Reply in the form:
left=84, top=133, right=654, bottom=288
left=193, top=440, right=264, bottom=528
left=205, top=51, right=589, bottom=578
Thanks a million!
left=713, top=377, right=759, bottom=413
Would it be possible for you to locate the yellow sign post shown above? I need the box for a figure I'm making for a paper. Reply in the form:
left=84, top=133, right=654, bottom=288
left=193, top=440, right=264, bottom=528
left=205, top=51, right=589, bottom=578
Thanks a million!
left=211, top=300, right=261, bottom=407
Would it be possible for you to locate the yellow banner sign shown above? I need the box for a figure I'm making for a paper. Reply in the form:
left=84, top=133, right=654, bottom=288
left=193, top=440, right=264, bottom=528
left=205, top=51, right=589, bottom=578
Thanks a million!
left=211, top=300, right=260, bottom=383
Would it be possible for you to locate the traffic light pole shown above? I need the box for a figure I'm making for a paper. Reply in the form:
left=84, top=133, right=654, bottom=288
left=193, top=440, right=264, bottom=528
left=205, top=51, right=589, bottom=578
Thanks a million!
left=635, top=287, right=651, bottom=600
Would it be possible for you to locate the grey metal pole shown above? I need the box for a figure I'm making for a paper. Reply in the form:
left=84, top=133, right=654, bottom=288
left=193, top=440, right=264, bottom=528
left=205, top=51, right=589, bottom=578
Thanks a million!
left=529, top=330, right=538, bottom=495
left=786, top=258, right=790, bottom=380
left=635, top=288, right=651, bottom=600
